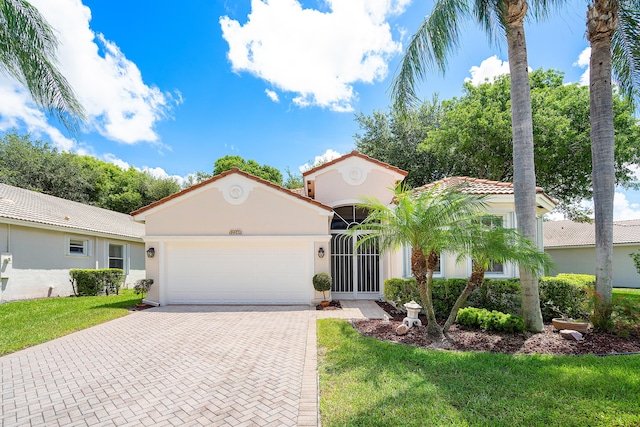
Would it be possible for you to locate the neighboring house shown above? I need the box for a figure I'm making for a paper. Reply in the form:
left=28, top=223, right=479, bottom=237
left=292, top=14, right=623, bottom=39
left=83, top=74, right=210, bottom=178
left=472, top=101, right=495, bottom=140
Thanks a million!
left=132, top=151, right=557, bottom=306
left=0, top=184, right=146, bottom=302
left=544, top=219, right=640, bottom=288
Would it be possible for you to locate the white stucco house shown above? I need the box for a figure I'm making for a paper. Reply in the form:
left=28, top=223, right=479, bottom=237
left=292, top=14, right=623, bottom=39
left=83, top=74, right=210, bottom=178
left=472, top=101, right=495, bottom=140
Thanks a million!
left=544, top=219, right=640, bottom=288
left=132, top=151, right=557, bottom=306
left=0, top=184, right=146, bottom=302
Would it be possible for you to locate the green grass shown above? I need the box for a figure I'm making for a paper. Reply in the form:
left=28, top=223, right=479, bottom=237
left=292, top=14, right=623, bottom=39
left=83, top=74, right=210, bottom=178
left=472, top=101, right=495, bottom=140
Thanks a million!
left=0, top=290, right=140, bottom=356
left=614, top=287, right=640, bottom=302
left=317, top=319, right=640, bottom=427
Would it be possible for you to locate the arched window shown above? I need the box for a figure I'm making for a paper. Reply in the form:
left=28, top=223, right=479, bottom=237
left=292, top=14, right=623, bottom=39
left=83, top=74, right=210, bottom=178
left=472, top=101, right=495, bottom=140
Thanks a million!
left=331, top=205, right=370, bottom=230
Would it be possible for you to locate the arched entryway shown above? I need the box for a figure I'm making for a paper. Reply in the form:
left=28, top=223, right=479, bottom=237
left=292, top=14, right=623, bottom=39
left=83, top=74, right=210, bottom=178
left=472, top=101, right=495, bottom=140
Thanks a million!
left=330, top=205, right=381, bottom=299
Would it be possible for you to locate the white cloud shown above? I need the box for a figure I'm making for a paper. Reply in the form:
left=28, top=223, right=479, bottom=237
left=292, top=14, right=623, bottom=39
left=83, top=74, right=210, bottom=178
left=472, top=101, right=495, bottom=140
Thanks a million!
left=298, top=148, right=342, bottom=172
left=0, top=0, right=180, bottom=149
left=102, top=153, right=188, bottom=186
left=0, top=75, right=76, bottom=150
left=613, top=192, right=640, bottom=220
left=573, top=47, right=590, bottom=86
left=103, top=153, right=130, bottom=170
left=265, top=89, right=280, bottom=102
left=466, top=56, right=511, bottom=86
left=220, top=0, right=406, bottom=112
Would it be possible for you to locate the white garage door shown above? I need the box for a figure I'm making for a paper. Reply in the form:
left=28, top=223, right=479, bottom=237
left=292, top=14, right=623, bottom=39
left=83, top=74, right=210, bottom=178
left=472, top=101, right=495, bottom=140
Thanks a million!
left=165, top=240, right=312, bottom=304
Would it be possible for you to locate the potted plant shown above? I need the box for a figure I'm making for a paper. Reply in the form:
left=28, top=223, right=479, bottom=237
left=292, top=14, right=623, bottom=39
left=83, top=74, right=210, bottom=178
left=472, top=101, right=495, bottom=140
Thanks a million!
left=312, top=273, right=332, bottom=307
left=133, top=279, right=154, bottom=308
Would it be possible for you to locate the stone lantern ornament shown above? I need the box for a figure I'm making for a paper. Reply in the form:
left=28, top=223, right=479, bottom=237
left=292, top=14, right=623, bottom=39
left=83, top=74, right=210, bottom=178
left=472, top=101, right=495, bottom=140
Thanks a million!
left=402, top=300, right=423, bottom=328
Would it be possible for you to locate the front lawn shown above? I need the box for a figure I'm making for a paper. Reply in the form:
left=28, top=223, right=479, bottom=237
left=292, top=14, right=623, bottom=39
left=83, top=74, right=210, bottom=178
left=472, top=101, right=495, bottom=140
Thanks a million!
left=614, top=287, right=640, bottom=302
left=0, top=290, right=140, bottom=356
left=317, top=319, right=640, bottom=427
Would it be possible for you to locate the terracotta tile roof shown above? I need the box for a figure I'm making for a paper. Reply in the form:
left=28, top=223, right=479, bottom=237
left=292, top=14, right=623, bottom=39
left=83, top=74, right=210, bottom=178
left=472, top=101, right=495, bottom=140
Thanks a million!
left=289, top=188, right=305, bottom=196
left=0, top=184, right=144, bottom=239
left=414, top=176, right=549, bottom=195
left=301, top=150, right=408, bottom=177
left=131, top=168, right=333, bottom=217
left=544, top=219, right=640, bottom=248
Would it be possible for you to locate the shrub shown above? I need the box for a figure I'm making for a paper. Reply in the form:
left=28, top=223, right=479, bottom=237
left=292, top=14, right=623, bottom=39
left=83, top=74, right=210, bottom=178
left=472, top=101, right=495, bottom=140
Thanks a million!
left=384, top=277, right=521, bottom=319
left=468, top=279, right=521, bottom=315
left=611, top=296, right=640, bottom=338
left=456, top=307, right=525, bottom=333
left=133, top=279, right=154, bottom=300
left=312, top=273, right=332, bottom=301
left=538, top=275, right=591, bottom=322
left=69, top=269, right=125, bottom=296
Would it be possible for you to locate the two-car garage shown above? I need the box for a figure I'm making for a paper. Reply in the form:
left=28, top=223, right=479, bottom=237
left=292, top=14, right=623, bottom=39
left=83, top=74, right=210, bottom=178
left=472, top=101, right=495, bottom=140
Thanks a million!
left=164, top=239, right=314, bottom=304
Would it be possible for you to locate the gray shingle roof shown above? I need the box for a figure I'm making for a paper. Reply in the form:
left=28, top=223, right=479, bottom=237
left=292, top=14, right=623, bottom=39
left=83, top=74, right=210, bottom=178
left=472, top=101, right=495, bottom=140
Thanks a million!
left=0, top=184, right=144, bottom=240
left=544, top=219, right=640, bottom=248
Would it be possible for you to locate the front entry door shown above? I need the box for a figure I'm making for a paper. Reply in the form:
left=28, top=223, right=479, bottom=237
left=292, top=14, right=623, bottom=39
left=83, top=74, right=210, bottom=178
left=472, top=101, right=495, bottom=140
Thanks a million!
left=330, top=232, right=380, bottom=299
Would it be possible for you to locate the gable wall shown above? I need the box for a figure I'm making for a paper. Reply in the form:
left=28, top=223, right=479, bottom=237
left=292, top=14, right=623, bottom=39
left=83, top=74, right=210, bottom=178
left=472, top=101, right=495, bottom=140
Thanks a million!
left=313, top=168, right=401, bottom=207
left=144, top=183, right=329, bottom=237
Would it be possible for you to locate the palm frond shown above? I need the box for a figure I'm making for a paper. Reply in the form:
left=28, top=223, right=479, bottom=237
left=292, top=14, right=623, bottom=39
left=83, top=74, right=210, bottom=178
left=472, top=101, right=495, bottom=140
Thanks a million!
left=0, top=0, right=85, bottom=132
left=390, top=0, right=470, bottom=112
left=612, top=3, right=640, bottom=107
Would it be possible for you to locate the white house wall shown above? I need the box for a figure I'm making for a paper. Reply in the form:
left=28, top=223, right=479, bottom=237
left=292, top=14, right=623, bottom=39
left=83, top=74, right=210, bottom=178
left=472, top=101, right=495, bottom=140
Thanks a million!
left=0, top=223, right=145, bottom=302
left=546, top=245, right=640, bottom=288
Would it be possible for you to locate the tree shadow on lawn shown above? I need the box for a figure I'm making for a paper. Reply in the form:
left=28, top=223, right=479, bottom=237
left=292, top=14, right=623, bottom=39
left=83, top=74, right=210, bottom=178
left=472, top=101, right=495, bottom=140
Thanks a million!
left=318, top=320, right=640, bottom=427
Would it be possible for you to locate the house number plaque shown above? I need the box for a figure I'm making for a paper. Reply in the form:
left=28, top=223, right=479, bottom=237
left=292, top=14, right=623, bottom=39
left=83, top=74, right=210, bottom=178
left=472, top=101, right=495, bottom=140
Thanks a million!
left=229, top=229, right=242, bottom=235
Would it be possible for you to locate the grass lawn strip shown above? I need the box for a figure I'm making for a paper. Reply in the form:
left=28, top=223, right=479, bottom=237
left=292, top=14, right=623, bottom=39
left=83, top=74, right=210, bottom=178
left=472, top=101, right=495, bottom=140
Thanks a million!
left=0, top=290, right=140, bottom=356
left=613, top=287, right=640, bottom=302
left=317, top=318, right=640, bottom=427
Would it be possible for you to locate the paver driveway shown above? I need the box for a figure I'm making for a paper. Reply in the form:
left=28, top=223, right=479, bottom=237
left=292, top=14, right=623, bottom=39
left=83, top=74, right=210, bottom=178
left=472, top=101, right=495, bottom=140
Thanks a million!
left=0, top=306, right=319, bottom=427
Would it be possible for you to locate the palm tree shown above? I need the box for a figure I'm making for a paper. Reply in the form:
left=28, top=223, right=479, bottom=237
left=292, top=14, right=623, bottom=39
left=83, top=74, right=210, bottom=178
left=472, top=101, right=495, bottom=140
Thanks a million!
left=442, top=220, right=553, bottom=334
left=352, top=184, right=487, bottom=341
left=0, top=0, right=85, bottom=131
left=586, top=0, right=639, bottom=324
left=391, top=0, right=547, bottom=331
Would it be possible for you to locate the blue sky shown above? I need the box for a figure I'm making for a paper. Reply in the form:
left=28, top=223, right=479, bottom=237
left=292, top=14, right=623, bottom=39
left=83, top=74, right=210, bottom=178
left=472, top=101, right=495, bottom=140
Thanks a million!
left=1, top=0, right=638, bottom=219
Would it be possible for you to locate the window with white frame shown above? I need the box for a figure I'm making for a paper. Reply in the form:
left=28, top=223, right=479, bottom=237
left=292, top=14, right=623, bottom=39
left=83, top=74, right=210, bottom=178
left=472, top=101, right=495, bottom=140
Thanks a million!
left=108, top=244, right=125, bottom=270
left=481, top=214, right=507, bottom=276
left=403, top=246, right=442, bottom=278
left=67, top=237, right=89, bottom=256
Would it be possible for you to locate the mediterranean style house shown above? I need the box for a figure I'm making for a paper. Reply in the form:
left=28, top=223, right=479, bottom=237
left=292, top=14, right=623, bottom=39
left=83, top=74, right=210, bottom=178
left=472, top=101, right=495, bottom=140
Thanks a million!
left=0, top=184, right=146, bottom=302
left=132, top=151, right=556, bottom=306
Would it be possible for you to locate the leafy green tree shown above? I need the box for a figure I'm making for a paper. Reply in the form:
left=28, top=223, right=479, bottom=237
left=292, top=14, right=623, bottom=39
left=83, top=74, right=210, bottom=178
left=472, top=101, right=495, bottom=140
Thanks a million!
left=354, top=97, right=448, bottom=188
left=443, top=221, right=553, bottom=334
left=391, top=0, right=548, bottom=331
left=0, top=0, right=84, bottom=130
left=422, top=69, right=640, bottom=217
left=353, top=184, right=487, bottom=341
left=213, top=155, right=283, bottom=185
left=585, top=0, right=640, bottom=323
left=283, top=167, right=303, bottom=189
left=0, top=132, right=180, bottom=213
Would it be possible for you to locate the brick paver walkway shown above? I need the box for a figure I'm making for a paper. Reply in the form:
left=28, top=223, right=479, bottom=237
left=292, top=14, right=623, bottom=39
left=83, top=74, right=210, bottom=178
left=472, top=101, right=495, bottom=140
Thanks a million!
left=1, top=306, right=317, bottom=427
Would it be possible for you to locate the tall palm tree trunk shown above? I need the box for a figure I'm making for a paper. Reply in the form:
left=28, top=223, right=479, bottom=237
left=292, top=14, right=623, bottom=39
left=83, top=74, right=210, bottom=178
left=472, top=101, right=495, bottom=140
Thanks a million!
left=505, top=0, right=544, bottom=332
left=412, top=248, right=443, bottom=340
left=587, top=0, right=617, bottom=315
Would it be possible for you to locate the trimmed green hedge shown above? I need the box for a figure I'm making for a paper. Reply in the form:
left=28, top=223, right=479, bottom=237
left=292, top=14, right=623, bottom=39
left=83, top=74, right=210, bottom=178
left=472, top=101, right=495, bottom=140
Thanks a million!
left=69, top=269, right=125, bottom=296
left=384, top=274, right=594, bottom=321
left=456, top=307, right=525, bottom=332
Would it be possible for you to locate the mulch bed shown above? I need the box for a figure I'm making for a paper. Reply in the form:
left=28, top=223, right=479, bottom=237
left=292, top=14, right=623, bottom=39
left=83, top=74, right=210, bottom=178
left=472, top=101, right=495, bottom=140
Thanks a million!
left=316, top=300, right=343, bottom=310
left=351, top=301, right=640, bottom=355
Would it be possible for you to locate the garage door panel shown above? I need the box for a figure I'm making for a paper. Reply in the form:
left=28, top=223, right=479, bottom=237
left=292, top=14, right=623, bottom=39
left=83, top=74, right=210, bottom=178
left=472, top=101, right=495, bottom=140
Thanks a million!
left=166, top=241, right=311, bottom=304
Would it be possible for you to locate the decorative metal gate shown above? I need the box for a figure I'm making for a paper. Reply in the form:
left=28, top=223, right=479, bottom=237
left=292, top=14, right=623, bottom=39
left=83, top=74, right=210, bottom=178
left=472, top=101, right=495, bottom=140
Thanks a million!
left=330, top=232, right=380, bottom=299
